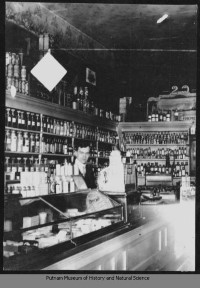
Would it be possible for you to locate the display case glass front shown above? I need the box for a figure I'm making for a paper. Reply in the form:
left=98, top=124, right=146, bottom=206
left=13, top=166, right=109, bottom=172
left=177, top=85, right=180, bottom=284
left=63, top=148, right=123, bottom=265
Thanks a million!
left=4, top=189, right=124, bottom=265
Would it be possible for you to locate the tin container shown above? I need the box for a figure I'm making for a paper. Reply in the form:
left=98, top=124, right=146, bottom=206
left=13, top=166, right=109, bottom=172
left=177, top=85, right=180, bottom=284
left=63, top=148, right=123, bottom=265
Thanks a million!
left=25, top=81, right=29, bottom=95
left=43, top=33, right=49, bottom=50
left=11, top=53, right=16, bottom=65
left=18, top=80, right=22, bottom=93
left=39, top=34, right=44, bottom=51
left=6, top=52, right=11, bottom=66
left=7, top=63, right=13, bottom=77
left=14, top=78, right=19, bottom=91
left=21, top=80, right=26, bottom=94
left=11, top=77, right=15, bottom=87
left=21, top=66, right=26, bottom=81
left=14, top=64, right=20, bottom=78
left=6, top=77, right=12, bottom=90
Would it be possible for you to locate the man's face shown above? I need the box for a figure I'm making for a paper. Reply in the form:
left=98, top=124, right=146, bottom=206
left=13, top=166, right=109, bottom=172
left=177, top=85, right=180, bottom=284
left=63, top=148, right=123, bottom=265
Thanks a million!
left=76, top=146, right=90, bottom=164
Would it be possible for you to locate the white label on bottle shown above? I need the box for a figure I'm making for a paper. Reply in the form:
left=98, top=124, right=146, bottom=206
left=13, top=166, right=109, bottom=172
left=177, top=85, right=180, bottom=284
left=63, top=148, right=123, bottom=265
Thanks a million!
left=12, top=118, right=16, bottom=123
left=32, top=121, right=35, bottom=126
left=37, top=122, right=40, bottom=126
left=30, top=167, right=34, bottom=172
left=25, top=167, right=29, bottom=172
left=12, top=167, right=17, bottom=173
left=18, top=119, right=21, bottom=124
left=22, top=119, right=25, bottom=124
left=28, top=120, right=31, bottom=125
left=7, top=138, right=11, bottom=144
left=11, top=140, right=17, bottom=151
left=8, top=116, right=11, bottom=122
left=18, top=167, right=23, bottom=172
left=6, top=167, right=11, bottom=173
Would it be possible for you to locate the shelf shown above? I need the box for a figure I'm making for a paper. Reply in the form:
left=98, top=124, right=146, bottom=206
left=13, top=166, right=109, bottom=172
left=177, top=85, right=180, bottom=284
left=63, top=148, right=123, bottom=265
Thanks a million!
left=126, top=144, right=187, bottom=146
left=74, top=137, right=97, bottom=142
left=134, top=158, right=189, bottom=162
left=41, top=153, right=71, bottom=157
left=5, top=151, right=40, bottom=155
left=98, top=141, right=116, bottom=145
left=6, top=91, right=117, bottom=131
left=42, top=132, right=72, bottom=138
left=119, top=121, right=193, bottom=132
left=5, top=127, right=41, bottom=133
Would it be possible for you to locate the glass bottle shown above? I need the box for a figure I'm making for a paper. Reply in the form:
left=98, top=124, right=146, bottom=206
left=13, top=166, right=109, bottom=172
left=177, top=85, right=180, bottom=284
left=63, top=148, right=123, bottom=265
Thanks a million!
left=17, top=131, right=23, bottom=152
left=11, top=158, right=17, bottom=179
left=6, top=108, right=12, bottom=127
left=21, top=111, right=25, bottom=129
left=31, top=113, right=36, bottom=131
left=72, top=86, right=78, bottom=110
left=35, top=134, right=40, bottom=153
left=5, top=157, right=11, bottom=173
left=29, top=157, right=35, bottom=172
left=50, top=117, right=54, bottom=134
left=23, top=132, right=29, bottom=153
left=5, top=130, right=11, bottom=151
left=56, top=120, right=60, bottom=135
left=10, top=130, right=17, bottom=152
left=16, top=157, right=22, bottom=180
left=24, top=157, right=29, bottom=172
left=53, top=119, right=57, bottom=134
left=11, top=109, right=17, bottom=128
left=26, top=112, right=31, bottom=130
left=41, top=136, right=46, bottom=153
left=35, top=158, right=40, bottom=172
left=63, top=139, right=68, bottom=155
left=60, top=121, right=64, bottom=136
left=46, top=137, right=50, bottom=153
left=29, top=133, right=35, bottom=153
left=36, top=114, right=41, bottom=131
left=42, top=115, right=47, bottom=132
left=63, top=121, right=67, bottom=136
left=58, top=138, right=63, bottom=154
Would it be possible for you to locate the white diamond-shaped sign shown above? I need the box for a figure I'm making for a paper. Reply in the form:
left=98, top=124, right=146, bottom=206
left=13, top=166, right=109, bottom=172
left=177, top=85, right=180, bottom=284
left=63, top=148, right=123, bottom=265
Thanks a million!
left=31, top=51, right=67, bottom=91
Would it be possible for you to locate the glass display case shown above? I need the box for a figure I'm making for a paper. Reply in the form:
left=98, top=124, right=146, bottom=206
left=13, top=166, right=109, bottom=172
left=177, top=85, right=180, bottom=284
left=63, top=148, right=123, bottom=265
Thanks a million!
left=3, top=189, right=124, bottom=270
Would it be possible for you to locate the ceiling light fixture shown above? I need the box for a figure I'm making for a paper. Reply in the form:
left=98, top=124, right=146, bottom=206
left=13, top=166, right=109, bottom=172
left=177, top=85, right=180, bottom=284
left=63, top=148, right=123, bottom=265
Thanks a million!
left=157, top=14, right=168, bottom=24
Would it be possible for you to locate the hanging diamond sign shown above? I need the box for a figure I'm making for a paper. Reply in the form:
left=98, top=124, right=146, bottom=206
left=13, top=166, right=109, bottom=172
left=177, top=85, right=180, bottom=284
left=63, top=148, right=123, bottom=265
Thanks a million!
left=31, top=51, right=67, bottom=91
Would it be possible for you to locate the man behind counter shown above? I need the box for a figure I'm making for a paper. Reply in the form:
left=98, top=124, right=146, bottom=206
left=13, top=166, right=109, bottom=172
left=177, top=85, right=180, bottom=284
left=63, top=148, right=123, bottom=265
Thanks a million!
left=74, top=144, right=96, bottom=189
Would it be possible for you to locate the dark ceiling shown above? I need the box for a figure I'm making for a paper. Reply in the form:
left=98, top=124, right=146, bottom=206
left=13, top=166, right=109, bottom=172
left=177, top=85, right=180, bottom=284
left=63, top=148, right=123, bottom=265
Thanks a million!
left=40, top=3, right=197, bottom=50
left=39, top=3, right=197, bottom=98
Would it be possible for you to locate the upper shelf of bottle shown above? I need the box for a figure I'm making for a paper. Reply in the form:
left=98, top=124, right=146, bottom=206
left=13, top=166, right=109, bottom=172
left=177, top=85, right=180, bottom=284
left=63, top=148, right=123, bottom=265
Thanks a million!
left=118, top=121, right=193, bottom=133
left=6, top=90, right=118, bottom=131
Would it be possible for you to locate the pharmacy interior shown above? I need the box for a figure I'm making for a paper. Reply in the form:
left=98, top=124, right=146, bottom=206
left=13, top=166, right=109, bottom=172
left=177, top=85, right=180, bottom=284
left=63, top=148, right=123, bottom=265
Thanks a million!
left=4, top=3, right=197, bottom=271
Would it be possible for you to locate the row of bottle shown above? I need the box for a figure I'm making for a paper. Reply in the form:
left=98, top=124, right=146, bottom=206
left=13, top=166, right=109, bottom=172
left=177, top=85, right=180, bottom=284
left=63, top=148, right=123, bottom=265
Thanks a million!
left=5, top=108, right=41, bottom=131
left=5, top=107, right=118, bottom=144
left=123, top=131, right=188, bottom=145
left=5, top=130, right=40, bottom=153
left=125, top=147, right=188, bottom=160
left=148, top=110, right=178, bottom=122
left=36, top=81, right=120, bottom=121
left=137, top=162, right=188, bottom=177
left=5, top=157, right=75, bottom=180
left=98, top=129, right=118, bottom=144
left=6, top=52, right=26, bottom=80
